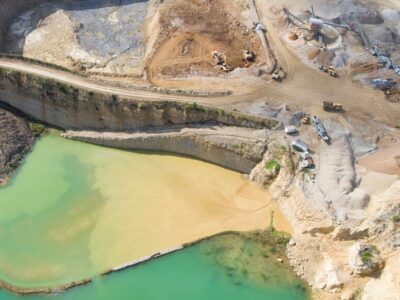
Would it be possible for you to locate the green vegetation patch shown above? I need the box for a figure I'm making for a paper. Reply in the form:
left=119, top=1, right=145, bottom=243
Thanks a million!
left=265, top=159, right=281, bottom=173
left=360, top=245, right=378, bottom=264
left=29, top=123, right=46, bottom=137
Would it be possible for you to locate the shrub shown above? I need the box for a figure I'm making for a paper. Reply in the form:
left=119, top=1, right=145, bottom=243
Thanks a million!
left=29, top=123, right=46, bottom=137
left=360, top=245, right=378, bottom=264
left=265, top=159, right=280, bottom=173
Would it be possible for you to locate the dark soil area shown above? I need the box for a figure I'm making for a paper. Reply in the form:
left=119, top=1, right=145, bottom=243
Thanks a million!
left=0, top=108, right=34, bottom=180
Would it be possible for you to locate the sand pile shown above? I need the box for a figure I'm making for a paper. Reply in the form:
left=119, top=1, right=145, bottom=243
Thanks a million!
left=307, top=48, right=320, bottom=60
left=288, top=32, right=298, bottom=41
left=307, top=138, right=369, bottom=223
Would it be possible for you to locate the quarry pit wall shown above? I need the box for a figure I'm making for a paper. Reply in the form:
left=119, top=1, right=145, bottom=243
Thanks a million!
left=0, top=68, right=280, bottom=131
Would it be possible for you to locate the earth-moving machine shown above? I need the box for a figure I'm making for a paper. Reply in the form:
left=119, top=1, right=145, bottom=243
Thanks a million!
left=211, top=50, right=233, bottom=72
left=272, top=67, right=286, bottom=81
left=319, top=65, right=337, bottom=77
left=211, top=51, right=225, bottom=65
left=243, top=48, right=255, bottom=62
left=220, top=64, right=233, bottom=72
left=322, top=101, right=343, bottom=112
left=312, top=116, right=330, bottom=143
left=301, top=114, right=311, bottom=125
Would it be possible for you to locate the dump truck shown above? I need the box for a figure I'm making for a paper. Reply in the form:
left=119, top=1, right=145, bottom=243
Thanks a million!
left=322, top=101, right=343, bottom=112
left=319, top=65, right=337, bottom=77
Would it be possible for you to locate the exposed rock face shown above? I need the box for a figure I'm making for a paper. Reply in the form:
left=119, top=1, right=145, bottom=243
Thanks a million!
left=348, top=243, right=383, bottom=276
left=0, top=68, right=280, bottom=131
left=364, top=180, right=400, bottom=254
left=63, top=126, right=269, bottom=173
left=245, top=123, right=400, bottom=299
left=362, top=251, right=400, bottom=300
left=249, top=140, right=294, bottom=186
left=0, top=107, right=33, bottom=180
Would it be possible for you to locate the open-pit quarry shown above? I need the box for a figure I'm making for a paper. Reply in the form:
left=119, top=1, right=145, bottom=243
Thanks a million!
left=0, top=0, right=400, bottom=299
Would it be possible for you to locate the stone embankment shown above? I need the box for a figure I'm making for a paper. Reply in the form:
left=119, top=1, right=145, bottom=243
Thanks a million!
left=63, top=126, right=269, bottom=173
left=0, top=278, right=91, bottom=296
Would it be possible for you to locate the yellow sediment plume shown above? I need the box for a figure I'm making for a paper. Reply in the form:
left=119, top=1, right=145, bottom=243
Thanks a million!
left=87, top=151, right=291, bottom=273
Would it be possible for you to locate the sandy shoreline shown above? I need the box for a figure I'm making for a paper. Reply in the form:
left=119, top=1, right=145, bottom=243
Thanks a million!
left=0, top=133, right=292, bottom=295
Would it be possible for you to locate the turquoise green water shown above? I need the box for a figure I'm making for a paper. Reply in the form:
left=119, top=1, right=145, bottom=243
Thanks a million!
left=0, top=132, right=308, bottom=299
left=0, top=233, right=308, bottom=300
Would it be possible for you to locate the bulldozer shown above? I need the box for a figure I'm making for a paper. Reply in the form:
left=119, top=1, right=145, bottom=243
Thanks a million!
left=322, top=101, right=343, bottom=112
left=319, top=65, right=337, bottom=77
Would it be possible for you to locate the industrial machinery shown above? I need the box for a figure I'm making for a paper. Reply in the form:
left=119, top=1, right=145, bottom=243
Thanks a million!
left=272, top=67, right=286, bottom=81
left=319, top=65, right=337, bottom=77
left=211, top=51, right=225, bottom=65
left=243, top=48, right=255, bottom=62
left=284, top=6, right=351, bottom=32
left=283, top=6, right=352, bottom=45
left=211, top=51, right=233, bottom=72
left=322, top=101, right=343, bottom=112
left=312, top=116, right=330, bottom=143
left=301, top=114, right=311, bottom=125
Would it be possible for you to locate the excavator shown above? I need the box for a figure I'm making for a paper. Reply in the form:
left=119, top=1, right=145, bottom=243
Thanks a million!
left=243, top=48, right=255, bottom=62
left=211, top=51, right=225, bottom=65
left=211, top=51, right=233, bottom=72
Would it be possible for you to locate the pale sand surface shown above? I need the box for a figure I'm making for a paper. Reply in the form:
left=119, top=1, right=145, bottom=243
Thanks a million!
left=358, top=145, right=400, bottom=176
left=357, top=165, right=399, bottom=195
left=88, top=149, right=290, bottom=273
